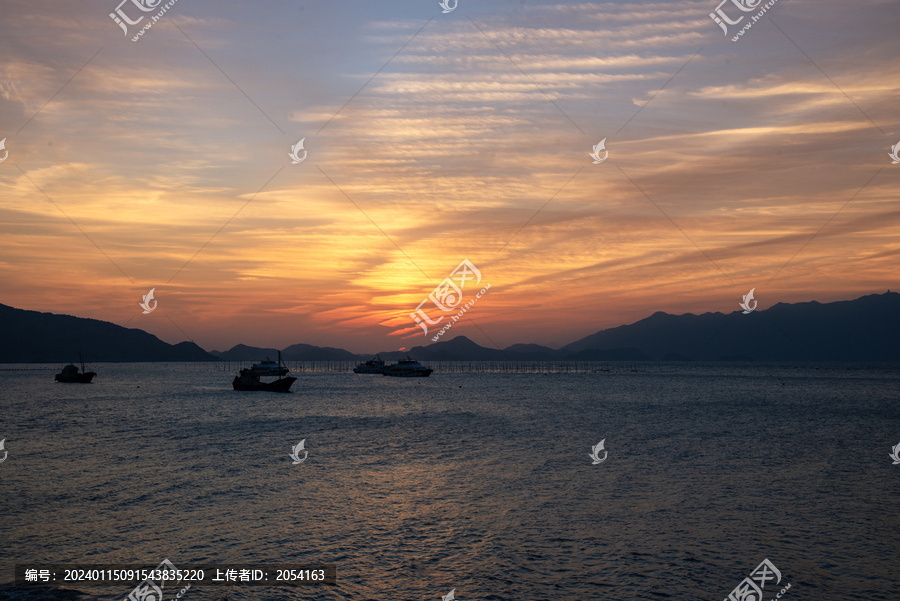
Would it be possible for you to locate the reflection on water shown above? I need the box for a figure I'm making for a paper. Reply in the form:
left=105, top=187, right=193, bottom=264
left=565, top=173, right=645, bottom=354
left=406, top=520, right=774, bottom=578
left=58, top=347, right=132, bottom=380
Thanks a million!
left=0, top=363, right=898, bottom=600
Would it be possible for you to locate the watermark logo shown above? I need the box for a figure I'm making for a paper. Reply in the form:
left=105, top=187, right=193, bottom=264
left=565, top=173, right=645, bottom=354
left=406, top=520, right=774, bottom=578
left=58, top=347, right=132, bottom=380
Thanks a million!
left=710, top=0, right=762, bottom=34
left=125, top=558, right=182, bottom=601
left=739, top=288, right=757, bottom=314
left=289, top=439, right=308, bottom=464
left=140, top=288, right=158, bottom=314
left=589, top=439, right=608, bottom=464
left=0, top=138, right=8, bottom=163
left=889, top=141, right=900, bottom=164
left=110, top=0, right=182, bottom=42
left=289, top=138, right=307, bottom=164
left=110, top=0, right=161, bottom=36
left=439, top=0, right=458, bottom=14
left=710, top=0, right=780, bottom=41
left=409, top=259, right=491, bottom=341
left=724, top=558, right=791, bottom=601
left=442, top=589, right=456, bottom=601
left=590, top=138, right=608, bottom=164
left=889, top=442, right=900, bottom=465
left=0, top=439, right=7, bottom=464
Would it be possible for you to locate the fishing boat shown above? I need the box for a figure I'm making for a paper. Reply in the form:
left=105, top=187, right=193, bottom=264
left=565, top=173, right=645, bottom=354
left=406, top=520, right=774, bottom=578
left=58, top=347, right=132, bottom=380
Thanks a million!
left=353, top=356, right=386, bottom=374
left=232, top=351, right=297, bottom=392
left=55, top=352, right=96, bottom=383
left=382, top=356, right=433, bottom=377
left=244, top=357, right=288, bottom=377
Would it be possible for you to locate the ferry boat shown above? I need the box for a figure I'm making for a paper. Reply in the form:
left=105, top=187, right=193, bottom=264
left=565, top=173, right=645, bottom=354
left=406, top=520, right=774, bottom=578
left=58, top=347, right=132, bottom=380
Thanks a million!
left=353, top=356, right=386, bottom=374
left=382, top=356, right=433, bottom=378
left=233, top=351, right=297, bottom=392
left=55, top=353, right=96, bottom=383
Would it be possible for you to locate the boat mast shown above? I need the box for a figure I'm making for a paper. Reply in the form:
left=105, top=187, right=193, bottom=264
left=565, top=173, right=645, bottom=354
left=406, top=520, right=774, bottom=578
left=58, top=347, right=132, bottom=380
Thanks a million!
left=80, top=351, right=85, bottom=373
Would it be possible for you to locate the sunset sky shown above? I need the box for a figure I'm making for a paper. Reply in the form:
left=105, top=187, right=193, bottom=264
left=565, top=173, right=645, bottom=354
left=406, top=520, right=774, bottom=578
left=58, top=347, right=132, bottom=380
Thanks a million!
left=0, top=0, right=897, bottom=353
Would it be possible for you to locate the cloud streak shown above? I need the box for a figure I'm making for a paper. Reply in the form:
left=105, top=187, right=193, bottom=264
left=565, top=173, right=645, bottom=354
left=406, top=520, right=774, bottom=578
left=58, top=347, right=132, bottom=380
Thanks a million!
left=0, top=0, right=896, bottom=351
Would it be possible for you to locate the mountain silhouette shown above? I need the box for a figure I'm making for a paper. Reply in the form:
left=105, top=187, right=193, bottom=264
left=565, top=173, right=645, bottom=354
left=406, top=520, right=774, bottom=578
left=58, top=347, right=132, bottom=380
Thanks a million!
left=211, top=343, right=358, bottom=361
left=382, top=335, right=648, bottom=362
left=0, top=292, right=897, bottom=363
left=0, top=303, right=216, bottom=363
left=560, top=291, right=900, bottom=362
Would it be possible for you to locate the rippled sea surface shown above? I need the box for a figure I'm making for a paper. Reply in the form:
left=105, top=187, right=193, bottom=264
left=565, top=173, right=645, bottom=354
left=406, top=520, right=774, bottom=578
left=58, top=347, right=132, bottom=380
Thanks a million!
left=1, top=363, right=899, bottom=601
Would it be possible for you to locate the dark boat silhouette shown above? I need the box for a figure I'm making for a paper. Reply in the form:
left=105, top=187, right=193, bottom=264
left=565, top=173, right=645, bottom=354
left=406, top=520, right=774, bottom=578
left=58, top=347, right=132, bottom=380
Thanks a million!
left=382, top=356, right=433, bottom=377
left=353, top=355, right=386, bottom=374
left=55, top=353, right=96, bottom=383
left=232, top=351, right=297, bottom=392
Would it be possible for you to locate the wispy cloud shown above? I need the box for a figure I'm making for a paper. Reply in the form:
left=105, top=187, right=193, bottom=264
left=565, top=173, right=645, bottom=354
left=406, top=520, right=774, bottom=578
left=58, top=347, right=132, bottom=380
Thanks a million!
left=0, top=0, right=896, bottom=351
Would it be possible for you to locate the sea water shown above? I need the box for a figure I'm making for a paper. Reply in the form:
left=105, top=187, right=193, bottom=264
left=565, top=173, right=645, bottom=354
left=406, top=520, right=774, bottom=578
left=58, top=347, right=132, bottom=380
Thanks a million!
left=0, top=363, right=898, bottom=600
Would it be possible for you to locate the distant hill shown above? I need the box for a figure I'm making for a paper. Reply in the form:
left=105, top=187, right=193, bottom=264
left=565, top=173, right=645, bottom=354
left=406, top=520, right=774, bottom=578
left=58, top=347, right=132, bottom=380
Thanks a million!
left=209, top=344, right=281, bottom=361
left=369, top=292, right=900, bottom=362
left=2, top=292, right=897, bottom=364
left=561, top=292, right=900, bottom=362
left=564, top=348, right=650, bottom=361
left=0, top=303, right=217, bottom=363
left=378, top=335, right=646, bottom=362
left=282, top=343, right=359, bottom=361
left=211, top=343, right=359, bottom=362
left=502, top=343, right=563, bottom=360
left=406, top=336, right=507, bottom=361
